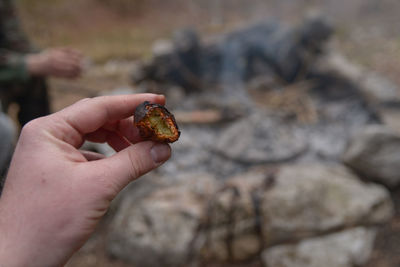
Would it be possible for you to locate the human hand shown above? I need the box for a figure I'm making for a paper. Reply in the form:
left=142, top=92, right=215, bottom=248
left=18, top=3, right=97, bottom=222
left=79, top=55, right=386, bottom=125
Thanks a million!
left=0, top=94, right=171, bottom=267
left=26, top=48, right=83, bottom=78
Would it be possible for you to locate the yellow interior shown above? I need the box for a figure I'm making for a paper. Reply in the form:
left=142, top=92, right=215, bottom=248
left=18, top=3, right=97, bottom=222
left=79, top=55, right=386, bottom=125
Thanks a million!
left=148, top=111, right=173, bottom=136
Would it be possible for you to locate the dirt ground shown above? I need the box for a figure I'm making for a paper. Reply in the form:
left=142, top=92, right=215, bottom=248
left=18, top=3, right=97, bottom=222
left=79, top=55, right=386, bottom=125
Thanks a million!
left=15, top=0, right=400, bottom=266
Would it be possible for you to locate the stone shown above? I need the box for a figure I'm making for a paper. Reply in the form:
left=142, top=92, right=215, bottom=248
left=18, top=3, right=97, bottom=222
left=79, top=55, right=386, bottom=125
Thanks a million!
left=361, top=72, right=400, bottom=105
left=343, top=125, right=400, bottom=188
left=316, top=52, right=400, bottom=105
left=260, top=164, right=393, bottom=245
left=303, top=71, right=381, bottom=161
left=107, top=173, right=219, bottom=267
left=215, top=78, right=380, bottom=164
left=107, top=164, right=393, bottom=266
left=262, top=227, right=377, bottom=267
left=202, top=164, right=393, bottom=262
left=152, top=39, right=174, bottom=57
left=201, top=169, right=272, bottom=261
left=215, top=112, right=307, bottom=164
left=159, top=124, right=250, bottom=178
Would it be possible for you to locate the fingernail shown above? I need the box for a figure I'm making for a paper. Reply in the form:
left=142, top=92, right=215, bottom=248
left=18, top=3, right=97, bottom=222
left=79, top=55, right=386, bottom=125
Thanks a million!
left=157, top=94, right=166, bottom=103
left=151, top=143, right=171, bottom=164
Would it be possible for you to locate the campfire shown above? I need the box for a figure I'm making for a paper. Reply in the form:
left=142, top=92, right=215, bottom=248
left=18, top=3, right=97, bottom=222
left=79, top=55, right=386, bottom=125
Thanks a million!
left=130, top=16, right=381, bottom=176
left=106, top=16, right=398, bottom=267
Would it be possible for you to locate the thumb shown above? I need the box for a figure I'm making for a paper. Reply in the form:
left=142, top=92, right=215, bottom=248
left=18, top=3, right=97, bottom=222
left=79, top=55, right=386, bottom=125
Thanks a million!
left=90, top=141, right=171, bottom=194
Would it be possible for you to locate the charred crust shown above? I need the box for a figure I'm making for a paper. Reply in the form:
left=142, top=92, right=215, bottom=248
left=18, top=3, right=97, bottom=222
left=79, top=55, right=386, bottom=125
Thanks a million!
left=134, top=101, right=150, bottom=122
left=134, top=101, right=180, bottom=143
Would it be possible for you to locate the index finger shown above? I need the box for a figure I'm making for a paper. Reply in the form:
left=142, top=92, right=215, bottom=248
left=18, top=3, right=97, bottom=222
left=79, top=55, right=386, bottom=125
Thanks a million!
left=59, top=47, right=83, bottom=57
left=49, top=94, right=165, bottom=147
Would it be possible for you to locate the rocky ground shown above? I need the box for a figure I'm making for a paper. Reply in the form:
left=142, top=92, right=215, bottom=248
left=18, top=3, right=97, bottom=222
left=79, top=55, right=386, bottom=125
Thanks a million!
left=60, top=56, right=400, bottom=267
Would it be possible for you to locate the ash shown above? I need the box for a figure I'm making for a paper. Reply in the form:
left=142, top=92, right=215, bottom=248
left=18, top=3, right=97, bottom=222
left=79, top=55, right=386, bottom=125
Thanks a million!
left=131, top=16, right=396, bottom=179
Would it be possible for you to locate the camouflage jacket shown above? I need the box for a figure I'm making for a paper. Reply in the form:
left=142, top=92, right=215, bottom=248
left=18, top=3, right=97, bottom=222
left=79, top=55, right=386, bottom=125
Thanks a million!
left=0, top=0, right=36, bottom=82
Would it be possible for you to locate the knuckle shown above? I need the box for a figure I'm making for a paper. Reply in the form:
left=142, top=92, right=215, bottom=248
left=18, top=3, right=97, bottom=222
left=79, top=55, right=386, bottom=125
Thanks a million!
left=20, top=118, right=44, bottom=137
left=77, top=97, right=91, bottom=104
left=93, top=95, right=107, bottom=102
left=127, top=151, right=143, bottom=179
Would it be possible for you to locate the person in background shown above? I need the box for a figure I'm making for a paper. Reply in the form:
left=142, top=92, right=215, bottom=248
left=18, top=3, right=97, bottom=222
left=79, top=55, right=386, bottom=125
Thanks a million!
left=0, top=107, right=15, bottom=192
left=0, top=94, right=171, bottom=266
left=0, top=0, right=83, bottom=126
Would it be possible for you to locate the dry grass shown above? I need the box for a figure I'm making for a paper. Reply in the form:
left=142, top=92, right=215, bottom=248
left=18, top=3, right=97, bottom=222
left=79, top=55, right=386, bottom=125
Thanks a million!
left=17, top=0, right=176, bottom=62
left=17, top=0, right=400, bottom=86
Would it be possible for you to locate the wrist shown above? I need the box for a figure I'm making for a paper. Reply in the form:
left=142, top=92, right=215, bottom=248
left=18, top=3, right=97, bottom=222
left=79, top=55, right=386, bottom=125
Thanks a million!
left=0, top=196, right=76, bottom=267
left=25, top=54, right=46, bottom=76
left=0, top=204, right=24, bottom=267
left=0, top=198, right=47, bottom=267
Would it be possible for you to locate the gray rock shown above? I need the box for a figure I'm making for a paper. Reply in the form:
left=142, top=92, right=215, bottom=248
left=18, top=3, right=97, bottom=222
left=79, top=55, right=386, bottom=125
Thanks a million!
left=107, top=164, right=393, bottom=266
left=261, top=164, right=393, bottom=245
left=362, top=71, right=400, bottom=104
left=262, top=227, right=377, bottom=267
left=299, top=69, right=381, bottom=162
left=202, top=163, right=393, bottom=262
left=343, top=125, right=400, bottom=188
left=317, top=52, right=400, bottom=104
left=202, top=169, right=272, bottom=261
left=159, top=124, right=251, bottom=178
left=215, top=113, right=307, bottom=164
left=215, top=86, right=379, bottom=164
left=107, top=173, right=219, bottom=267
left=152, top=39, right=174, bottom=56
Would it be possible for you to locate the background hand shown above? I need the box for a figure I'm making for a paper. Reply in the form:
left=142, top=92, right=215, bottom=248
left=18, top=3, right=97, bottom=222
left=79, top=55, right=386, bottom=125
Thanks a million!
left=0, top=94, right=170, bottom=267
left=26, top=48, right=84, bottom=78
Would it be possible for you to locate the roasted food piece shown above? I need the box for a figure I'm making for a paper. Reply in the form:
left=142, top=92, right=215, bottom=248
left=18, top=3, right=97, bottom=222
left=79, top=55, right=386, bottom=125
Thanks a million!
left=134, top=101, right=180, bottom=143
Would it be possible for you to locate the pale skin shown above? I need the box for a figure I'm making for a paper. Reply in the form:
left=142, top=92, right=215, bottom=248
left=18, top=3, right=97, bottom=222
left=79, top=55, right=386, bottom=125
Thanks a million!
left=0, top=94, right=171, bottom=267
left=26, top=48, right=83, bottom=78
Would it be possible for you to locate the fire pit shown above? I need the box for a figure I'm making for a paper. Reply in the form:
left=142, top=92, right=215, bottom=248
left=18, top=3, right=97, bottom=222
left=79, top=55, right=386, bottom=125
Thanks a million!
left=107, top=17, right=398, bottom=267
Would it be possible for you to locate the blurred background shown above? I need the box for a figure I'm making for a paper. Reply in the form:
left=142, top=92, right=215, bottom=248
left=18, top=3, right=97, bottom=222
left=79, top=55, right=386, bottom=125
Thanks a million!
left=14, top=0, right=400, bottom=266
left=17, top=0, right=400, bottom=110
